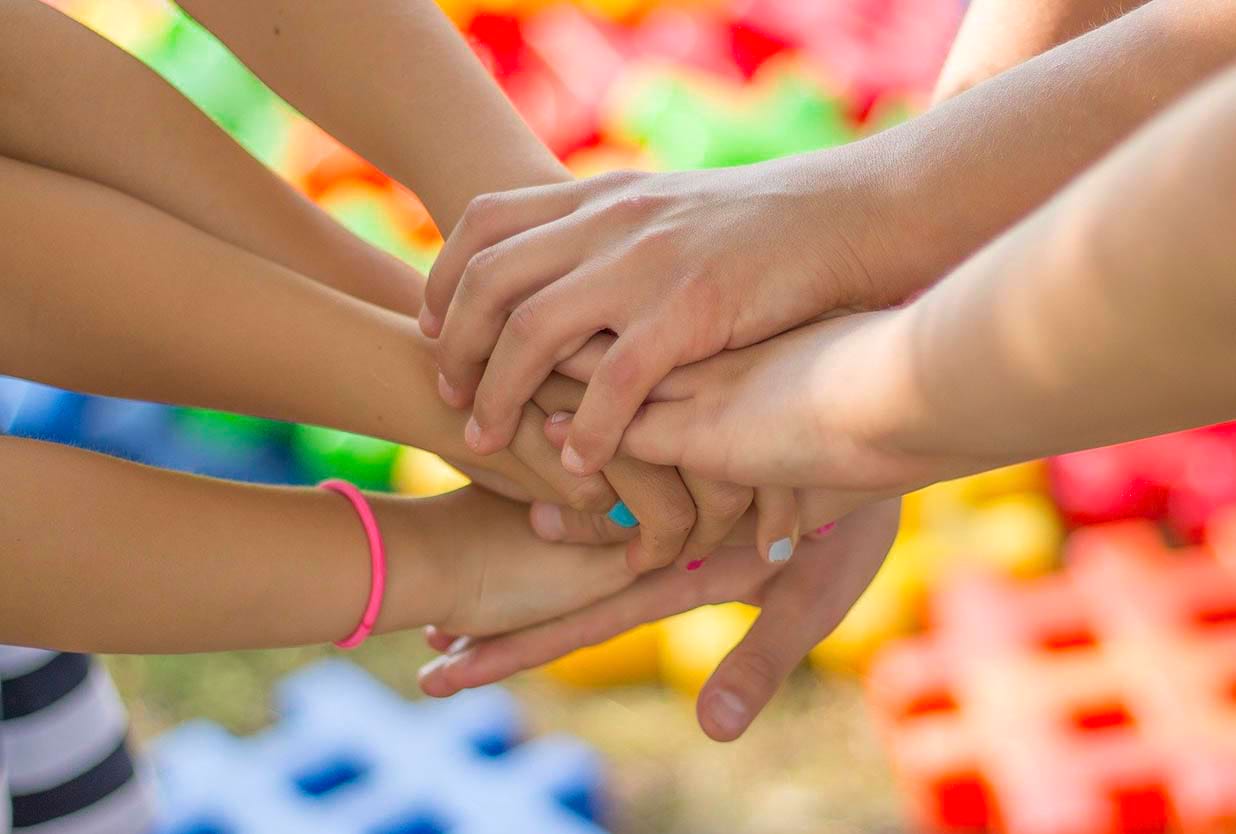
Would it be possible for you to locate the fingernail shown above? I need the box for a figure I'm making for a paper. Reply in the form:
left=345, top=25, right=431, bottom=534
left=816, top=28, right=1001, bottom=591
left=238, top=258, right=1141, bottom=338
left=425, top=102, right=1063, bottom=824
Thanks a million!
left=562, top=442, right=588, bottom=475
left=465, top=416, right=483, bottom=451
left=447, top=636, right=471, bottom=656
left=686, top=559, right=706, bottom=572
left=419, top=307, right=442, bottom=337
left=708, top=690, right=749, bottom=737
left=769, top=537, right=795, bottom=563
left=531, top=503, right=566, bottom=541
left=814, top=522, right=836, bottom=536
left=418, top=654, right=450, bottom=680
left=438, top=372, right=461, bottom=406
left=549, top=411, right=572, bottom=425
left=606, top=501, right=639, bottom=529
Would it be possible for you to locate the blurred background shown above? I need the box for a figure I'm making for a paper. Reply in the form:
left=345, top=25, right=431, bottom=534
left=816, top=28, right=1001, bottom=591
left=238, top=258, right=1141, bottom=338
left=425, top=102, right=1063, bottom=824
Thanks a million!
left=10, top=1, right=1236, bottom=832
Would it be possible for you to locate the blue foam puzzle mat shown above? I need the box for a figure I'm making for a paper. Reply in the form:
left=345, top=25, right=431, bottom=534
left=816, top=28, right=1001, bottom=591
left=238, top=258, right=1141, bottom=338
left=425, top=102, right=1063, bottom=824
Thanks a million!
left=149, top=661, right=611, bottom=834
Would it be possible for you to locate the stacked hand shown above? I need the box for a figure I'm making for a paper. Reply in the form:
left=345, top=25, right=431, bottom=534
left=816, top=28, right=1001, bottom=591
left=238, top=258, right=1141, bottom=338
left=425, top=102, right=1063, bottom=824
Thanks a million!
left=413, top=163, right=939, bottom=740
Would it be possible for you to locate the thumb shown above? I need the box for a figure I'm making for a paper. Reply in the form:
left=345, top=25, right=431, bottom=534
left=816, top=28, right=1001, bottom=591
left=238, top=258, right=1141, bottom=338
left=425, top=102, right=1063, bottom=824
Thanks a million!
left=545, top=404, right=694, bottom=469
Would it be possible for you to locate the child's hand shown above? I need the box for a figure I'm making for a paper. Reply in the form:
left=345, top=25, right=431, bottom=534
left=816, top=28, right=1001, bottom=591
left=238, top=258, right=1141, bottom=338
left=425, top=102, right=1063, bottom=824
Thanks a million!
left=389, top=487, right=637, bottom=638
left=554, top=312, right=950, bottom=521
left=421, top=155, right=909, bottom=476
left=418, top=500, right=901, bottom=741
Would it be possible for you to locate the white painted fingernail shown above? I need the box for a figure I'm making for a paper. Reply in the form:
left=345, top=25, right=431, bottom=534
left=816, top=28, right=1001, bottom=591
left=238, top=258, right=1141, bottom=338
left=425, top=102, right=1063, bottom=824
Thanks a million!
left=447, top=637, right=471, bottom=656
left=418, top=655, right=450, bottom=680
left=769, top=537, right=795, bottom=563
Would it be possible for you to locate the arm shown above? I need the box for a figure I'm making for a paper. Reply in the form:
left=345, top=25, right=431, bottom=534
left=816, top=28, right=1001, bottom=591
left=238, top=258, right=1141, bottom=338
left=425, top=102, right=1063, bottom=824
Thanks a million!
left=0, top=435, right=634, bottom=653
left=419, top=0, right=1236, bottom=475
left=605, top=63, right=1236, bottom=495
left=0, top=153, right=567, bottom=501
left=934, top=0, right=1151, bottom=101
left=175, top=0, right=568, bottom=232
left=0, top=0, right=421, bottom=317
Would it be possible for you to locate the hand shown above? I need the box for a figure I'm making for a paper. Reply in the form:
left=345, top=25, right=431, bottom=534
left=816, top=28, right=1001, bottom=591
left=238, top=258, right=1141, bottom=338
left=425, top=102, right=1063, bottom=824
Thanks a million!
left=421, top=153, right=906, bottom=476
left=570, top=313, right=954, bottom=515
left=390, top=486, right=637, bottom=638
left=418, top=500, right=901, bottom=741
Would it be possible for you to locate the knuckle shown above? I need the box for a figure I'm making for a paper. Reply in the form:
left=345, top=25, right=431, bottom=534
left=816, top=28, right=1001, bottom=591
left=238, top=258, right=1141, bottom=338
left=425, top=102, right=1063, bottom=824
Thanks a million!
left=461, top=192, right=504, bottom=231
left=563, top=478, right=613, bottom=514
left=652, top=500, right=697, bottom=539
left=726, top=649, right=783, bottom=695
left=506, top=296, right=546, bottom=343
left=599, top=345, right=645, bottom=394
left=708, top=486, right=754, bottom=521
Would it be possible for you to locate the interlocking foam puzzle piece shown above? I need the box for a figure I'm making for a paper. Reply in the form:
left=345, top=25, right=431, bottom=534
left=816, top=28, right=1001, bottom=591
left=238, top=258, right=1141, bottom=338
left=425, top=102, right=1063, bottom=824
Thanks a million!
left=544, top=622, right=662, bottom=688
left=393, top=447, right=471, bottom=498
left=151, top=661, right=610, bottom=834
left=1050, top=423, right=1236, bottom=542
left=866, top=520, right=1236, bottom=834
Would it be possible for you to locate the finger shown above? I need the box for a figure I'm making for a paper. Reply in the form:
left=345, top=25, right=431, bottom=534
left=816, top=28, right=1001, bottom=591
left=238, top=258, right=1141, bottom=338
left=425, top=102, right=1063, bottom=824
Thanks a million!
left=529, top=501, right=641, bottom=545
left=540, top=408, right=698, bottom=572
left=695, top=601, right=822, bottom=742
left=508, top=401, right=618, bottom=514
left=562, top=328, right=685, bottom=476
left=604, top=456, right=697, bottom=573
left=677, top=473, right=754, bottom=569
left=422, top=183, right=583, bottom=336
left=435, top=218, right=588, bottom=408
left=467, top=278, right=612, bottom=455
left=424, top=625, right=457, bottom=653
left=554, top=332, right=615, bottom=383
left=615, top=400, right=700, bottom=470
left=793, top=488, right=885, bottom=534
left=418, top=544, right=769, bottom=697
left=755, top=487, right=800, bottom=565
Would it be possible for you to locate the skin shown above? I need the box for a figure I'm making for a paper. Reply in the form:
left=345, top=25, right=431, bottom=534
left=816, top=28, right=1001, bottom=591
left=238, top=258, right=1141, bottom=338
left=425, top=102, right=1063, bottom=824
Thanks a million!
left=423, top=0, right=1236, bottom=742
left=545, top=64, right=1236, bottom=509
left=173, top=0, right=804, bottom=568
left=0, top=0, right=785, bottom=570
left=421, top=0, right=1236, bottom=477
left=0, top=436, right=636, bottom=653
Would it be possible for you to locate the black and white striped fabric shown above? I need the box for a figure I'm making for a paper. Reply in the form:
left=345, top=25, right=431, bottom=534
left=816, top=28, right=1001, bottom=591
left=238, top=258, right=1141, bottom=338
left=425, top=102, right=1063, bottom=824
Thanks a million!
left=0, top=648, right=154, bottom=834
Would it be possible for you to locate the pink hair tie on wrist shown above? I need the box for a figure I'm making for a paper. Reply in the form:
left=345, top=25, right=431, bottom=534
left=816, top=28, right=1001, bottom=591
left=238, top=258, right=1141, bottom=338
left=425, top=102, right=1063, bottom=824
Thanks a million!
left=319, top=479, right=388, bottom=649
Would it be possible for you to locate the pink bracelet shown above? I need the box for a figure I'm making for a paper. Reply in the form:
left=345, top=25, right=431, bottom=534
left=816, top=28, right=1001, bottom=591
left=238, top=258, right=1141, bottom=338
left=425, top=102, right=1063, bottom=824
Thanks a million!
left=319, top=479, right=388, bottom=649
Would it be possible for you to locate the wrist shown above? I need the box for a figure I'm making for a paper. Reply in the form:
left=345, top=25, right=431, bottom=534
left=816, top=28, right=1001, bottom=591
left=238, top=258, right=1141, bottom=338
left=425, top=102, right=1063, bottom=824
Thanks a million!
left=368, top=494, right=455, bottom=635
left=782, top=142, right=942, bottom=311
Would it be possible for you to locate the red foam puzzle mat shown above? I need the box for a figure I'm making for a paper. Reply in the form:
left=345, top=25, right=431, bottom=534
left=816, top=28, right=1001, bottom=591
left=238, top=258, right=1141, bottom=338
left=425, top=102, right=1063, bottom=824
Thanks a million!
left=867, top=519, right=1236, bottom=834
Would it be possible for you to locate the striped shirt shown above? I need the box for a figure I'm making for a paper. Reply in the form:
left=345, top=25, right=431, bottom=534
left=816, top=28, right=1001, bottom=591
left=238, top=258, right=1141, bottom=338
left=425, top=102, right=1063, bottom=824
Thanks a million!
left=0, top=648, right=154, bottom=834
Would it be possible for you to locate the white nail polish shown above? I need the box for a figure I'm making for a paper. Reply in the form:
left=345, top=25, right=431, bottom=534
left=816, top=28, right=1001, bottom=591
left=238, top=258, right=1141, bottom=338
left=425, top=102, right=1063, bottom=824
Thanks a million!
left=769, top=537, right=794, bottom=563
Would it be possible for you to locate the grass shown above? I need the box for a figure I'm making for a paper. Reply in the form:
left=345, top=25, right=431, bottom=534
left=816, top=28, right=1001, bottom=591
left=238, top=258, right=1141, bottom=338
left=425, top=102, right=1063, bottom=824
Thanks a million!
left=105, top=637, right=904, bottom=834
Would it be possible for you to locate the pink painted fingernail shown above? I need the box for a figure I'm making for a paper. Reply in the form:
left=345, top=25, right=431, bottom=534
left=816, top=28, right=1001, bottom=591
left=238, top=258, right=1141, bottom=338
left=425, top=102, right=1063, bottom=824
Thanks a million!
left=686, top=559, right=706, bottom=572
left=814, top=522, right=837, bottom=536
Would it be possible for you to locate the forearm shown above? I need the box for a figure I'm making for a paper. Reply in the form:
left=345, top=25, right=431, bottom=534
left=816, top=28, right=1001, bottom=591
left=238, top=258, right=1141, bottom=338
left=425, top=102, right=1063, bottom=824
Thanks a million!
left=827, top=0, right=1236, bottom=296
left=0, top=0, right=421, bottom=316
left=177, top=0, right=569, bottom=232
left=888, top=65, right=1236, bottom=468
left=0, top=435, right=447, bottom=653
left=934, top=0, right=1149, bottom=102
left=0, top=155, right=537, bottom=490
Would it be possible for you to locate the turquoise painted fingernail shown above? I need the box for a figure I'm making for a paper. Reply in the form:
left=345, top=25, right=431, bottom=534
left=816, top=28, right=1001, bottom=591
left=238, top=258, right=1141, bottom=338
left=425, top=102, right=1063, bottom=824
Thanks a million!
left=607, top=501, right=639, bottom=528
